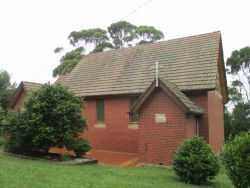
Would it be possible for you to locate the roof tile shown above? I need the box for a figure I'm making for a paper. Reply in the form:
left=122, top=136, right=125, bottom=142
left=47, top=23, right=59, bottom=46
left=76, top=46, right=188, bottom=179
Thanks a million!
left=61, top=31, right=221, bottom=96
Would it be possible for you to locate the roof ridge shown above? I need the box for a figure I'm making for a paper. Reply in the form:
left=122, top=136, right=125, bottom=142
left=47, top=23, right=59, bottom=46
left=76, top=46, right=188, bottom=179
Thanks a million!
left=21, top=81, right=43, bottom=85
left=78, top=31, right=221, bottom=59
left=167, top=31, right=221, bottom=42
left=61, top=31, right=223, bottom=97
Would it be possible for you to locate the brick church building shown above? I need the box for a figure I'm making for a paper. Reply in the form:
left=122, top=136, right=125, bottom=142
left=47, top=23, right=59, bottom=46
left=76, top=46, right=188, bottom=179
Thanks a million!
left=9, top=31, right=228, bottom=165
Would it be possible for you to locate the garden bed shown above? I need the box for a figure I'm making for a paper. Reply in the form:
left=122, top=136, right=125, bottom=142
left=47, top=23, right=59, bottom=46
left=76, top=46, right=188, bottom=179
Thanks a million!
left=0, top=151, right=97, bottom=165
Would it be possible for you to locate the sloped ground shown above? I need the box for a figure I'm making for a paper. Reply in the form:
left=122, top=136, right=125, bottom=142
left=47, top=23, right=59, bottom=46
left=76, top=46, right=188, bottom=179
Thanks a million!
left=0, top=153, right=233, bottom=188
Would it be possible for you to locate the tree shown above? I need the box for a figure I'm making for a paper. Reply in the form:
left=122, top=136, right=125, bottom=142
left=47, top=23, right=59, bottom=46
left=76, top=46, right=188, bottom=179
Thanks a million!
left=0, top=106, right=4, bottom=127
left=53, top=49, right=83, bottom=77
left=225, top=46, right=250, bottom=139
left=0, top=70, right=16, bottom=109
left=136, top=25, right=164, bottom=44
left=24, top=83, right=88, bottom=152
left=220, top=131, right=250, bottom=188
left=108, top=21, right=137, bottom=48
left=53, top=21, right=164, bottom=77
left=2, top=83, right=89, bottom=154
left=54, top=47, right=63, bottom=53
left=68, top=31, right=84, bottom=49
left=53, top=28, right=112, bottom=77
left=68, top=28, right=110, bottom=53
left=226, top=46, right=250, bottom=104
left=92, top=41, right=114, bottom=53
left=224, top=107, right=233, bottom=139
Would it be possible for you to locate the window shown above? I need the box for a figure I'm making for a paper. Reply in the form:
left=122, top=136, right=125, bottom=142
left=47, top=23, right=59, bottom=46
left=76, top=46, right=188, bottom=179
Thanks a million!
left=96, top=99, right=104, bottom=122
left=130, top=96, right=139, bottom=122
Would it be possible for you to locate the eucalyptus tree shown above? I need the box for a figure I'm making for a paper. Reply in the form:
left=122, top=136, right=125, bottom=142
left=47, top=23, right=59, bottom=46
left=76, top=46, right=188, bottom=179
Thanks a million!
left=53, top=21, right=164, bottom=77
left=108, top=21, right=137, bottom=48
left=224, top=46, right=250, bottom=139
left=136, top=25, right=164, bottom=44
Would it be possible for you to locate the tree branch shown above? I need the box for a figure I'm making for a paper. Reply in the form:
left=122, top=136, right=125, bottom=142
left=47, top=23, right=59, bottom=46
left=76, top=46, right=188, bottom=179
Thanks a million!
left=237, top=73, right=250, bottom=104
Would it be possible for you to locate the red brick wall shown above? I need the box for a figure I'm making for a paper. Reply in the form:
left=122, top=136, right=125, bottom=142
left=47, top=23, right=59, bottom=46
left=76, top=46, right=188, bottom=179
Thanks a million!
left=138, top=88, right=196, bottom=165
left=207, top=91, right=224, bottom=152
left=186, top=115, right=197, bottom=138
left=187, top=92, right=209, bottom=142
left=82, top=96, right=139, bottom=153
left=186, top=91, right=224, bottom=152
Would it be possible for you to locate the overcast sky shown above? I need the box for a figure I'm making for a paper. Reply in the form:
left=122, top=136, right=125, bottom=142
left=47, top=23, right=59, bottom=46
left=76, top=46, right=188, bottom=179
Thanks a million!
left=0, top=0, right=249, bottom=84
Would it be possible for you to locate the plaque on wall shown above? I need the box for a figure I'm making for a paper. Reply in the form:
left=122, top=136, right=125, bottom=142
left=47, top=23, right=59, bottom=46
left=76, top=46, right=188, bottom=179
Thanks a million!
left=155, top=114, right=166, bottom=123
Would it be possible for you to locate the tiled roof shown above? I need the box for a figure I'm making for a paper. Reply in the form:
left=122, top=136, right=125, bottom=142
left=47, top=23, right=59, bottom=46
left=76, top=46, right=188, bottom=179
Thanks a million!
left=8, top=81, right=43, bottom=109
left=22, top=81, right=43, bottom=92
left=61, top=31, right=221, bottom=97
left=160, top=79, right=204, bottom=114
left=130, top=78, right=204, bottom=115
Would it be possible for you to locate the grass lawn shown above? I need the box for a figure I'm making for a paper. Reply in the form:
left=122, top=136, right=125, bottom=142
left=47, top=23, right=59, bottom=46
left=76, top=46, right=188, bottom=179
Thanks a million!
left=0, top=153, right=233, bottom=188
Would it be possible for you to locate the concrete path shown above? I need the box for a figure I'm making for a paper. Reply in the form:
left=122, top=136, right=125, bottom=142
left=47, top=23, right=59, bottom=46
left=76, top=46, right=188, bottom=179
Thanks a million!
left=85, top=149, right=140, bottom=167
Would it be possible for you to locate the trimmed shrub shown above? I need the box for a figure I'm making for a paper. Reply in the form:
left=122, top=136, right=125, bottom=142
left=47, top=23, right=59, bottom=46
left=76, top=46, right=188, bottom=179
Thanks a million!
left=61, top=152, right=71, bottom=161
left=71, top=138, right=91, bottom=158
left=173, top=136, right=220, bottom=185
left=1, top=110, right=33, bottom=154
left=220, top=131, right=250, bottom=188
left=1, top=83, right=89, bottom=155
left=24, top=83, right=87, bottom=153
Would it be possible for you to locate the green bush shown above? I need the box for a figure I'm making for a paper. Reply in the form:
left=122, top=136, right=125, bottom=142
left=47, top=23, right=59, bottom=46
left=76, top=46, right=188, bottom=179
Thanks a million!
left=0, top=136, right=6, bottom=148
left=71, top=138, right=91, bottom=158
left=220, top=131, right=250, bottom=188
left=172, top=136, right=220, bottom=185
left=61, top=152, right=71, bottom=161
left=1, top=110, right=33, bottom=154
left=0, top=106, right=5, bottom=129
left=2, top=83, right=89, bottom=155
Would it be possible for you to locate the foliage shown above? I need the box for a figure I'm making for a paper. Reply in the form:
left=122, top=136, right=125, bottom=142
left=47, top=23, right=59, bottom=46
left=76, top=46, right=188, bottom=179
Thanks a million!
left=53, top=21, right=164, bottom=77
left=173, top=136, right=220, bottom=185
left=0, top=106, right=4, bottom=122
left=2, top=83, right=89, bottom=154
left=93, top=42, right=114, bottom=53
left=61, top=152, right=71, bottom=161
left=68, top=28, right=109, bottom=49
left=54, top=47, right=63, bottom=53
left=226, top=46, right=250, bottom=89
left=0, top=106, right=5, bottom=147
left=136, top=25, right=164, bottom=44
left=225, top=46, right=250, bottom=139
left=1, top=110, right=33, bottom=153
left=224, top=102, right=250, bottom=140
left=224, top=107, right=233, bottom=139
left=0, top=70, right=16, bottom=109
left=53, top=49, right=83, bottom=77
left=220, top=131, right=250, bottom=188
left=70, top=138, right=91, bottom=158
left=226, top=46, right=249, bottom=103
left=108, top=21, right=137, bottom=48
left=0, top=136, right=5, bottom=148
left=24, top=83, right=87, bottom=152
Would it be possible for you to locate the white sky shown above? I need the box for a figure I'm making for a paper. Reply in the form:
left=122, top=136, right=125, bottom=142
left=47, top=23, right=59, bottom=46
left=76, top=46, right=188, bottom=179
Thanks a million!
left=0, top=0, right=249, bottom=84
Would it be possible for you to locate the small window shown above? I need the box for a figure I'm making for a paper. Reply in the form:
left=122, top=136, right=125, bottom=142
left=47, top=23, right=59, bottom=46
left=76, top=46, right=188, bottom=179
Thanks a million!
left=96, top=99, right=104, bottom=122
left=130, top=96, right=139, bottom=122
